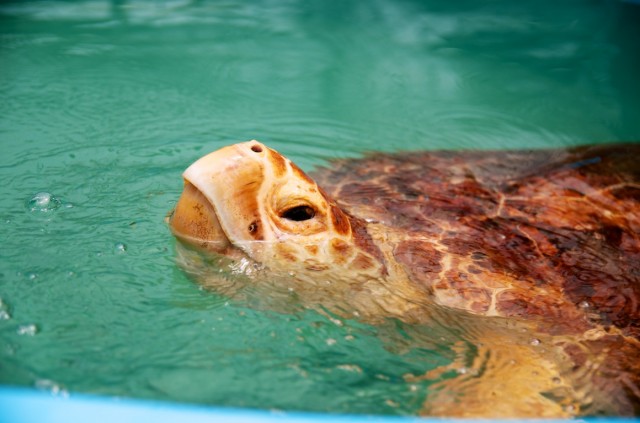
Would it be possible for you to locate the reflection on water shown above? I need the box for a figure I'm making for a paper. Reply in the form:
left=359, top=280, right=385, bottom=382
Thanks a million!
left=2, top=0, right=639, bottom=160
left=0, top=0, right=639, bottom=417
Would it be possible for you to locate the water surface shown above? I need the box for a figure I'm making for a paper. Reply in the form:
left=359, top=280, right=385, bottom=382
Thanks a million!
left=1, top=0, right=639, bottom=416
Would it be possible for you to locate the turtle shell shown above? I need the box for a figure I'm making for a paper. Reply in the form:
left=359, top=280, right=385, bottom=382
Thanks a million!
left=313, top=144, right=640, bottom=337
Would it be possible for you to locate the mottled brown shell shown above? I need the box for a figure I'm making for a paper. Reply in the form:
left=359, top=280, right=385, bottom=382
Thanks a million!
left=313, top=144, right=640, bottom=337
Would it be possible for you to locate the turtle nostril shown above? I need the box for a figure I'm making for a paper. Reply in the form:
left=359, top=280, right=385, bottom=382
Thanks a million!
left=251, top=145, right=263, bottom=153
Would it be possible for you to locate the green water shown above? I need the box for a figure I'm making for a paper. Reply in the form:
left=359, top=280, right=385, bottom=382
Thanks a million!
left=1, top=0, right=639, bottom=416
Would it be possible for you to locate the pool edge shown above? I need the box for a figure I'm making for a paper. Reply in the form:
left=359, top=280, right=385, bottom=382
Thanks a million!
left=0, top=386, right=637, bottom=423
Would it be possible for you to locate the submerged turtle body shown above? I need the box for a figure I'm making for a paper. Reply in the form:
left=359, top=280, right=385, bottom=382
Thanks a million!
left=169, top=141, right=640, bottom=417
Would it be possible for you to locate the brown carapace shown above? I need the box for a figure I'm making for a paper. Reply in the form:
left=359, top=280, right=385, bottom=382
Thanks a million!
left=169, top=141, right=640, bottom=418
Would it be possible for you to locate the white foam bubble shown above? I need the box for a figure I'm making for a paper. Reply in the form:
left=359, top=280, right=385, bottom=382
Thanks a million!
left=27, top=192, right=62, bottom=212
left=17, top=324, right=38, bottom=336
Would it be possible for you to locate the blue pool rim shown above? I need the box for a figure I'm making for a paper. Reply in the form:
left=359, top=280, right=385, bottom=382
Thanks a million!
left=1, top=386, right=639, bottom=423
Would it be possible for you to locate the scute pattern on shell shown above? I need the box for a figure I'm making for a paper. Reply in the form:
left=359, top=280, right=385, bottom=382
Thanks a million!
left=313, top=143, right=640, bottom=338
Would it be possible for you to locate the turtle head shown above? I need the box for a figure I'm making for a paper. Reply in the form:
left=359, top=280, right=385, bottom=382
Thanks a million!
left=169, top=141, right=386, bottom=286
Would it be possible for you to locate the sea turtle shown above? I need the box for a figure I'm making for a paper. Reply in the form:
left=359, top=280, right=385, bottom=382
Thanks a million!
left=168, top=140, right=640, bottom=417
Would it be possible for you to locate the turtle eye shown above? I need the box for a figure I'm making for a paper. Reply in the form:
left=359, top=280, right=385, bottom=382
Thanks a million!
left=281, top=205, right=316, bottom=222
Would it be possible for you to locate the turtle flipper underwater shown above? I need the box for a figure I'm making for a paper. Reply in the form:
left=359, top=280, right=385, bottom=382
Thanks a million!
left=168, top=141, right=640, bottom=417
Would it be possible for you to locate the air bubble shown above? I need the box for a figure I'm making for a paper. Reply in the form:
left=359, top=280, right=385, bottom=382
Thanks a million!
left=578, top=300, right=591, bottom=309
left=530, top=338, right=541, bottom=346
left=0, top=310, right=10, bottom=320
left=27, top=192, right=62, bottom=212
left=329, top=317, right=343, bottom=327
left=114, top=242, right=127, bottom=253
left=0, top=299, right=10, bottom=320
left=17, top=324, right=38, bottom=336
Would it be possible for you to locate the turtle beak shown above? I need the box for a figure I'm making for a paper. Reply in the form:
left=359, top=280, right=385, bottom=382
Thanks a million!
left=168, top=141, right=267, bottom=252
left=168, top=180, right=232, bottom=252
